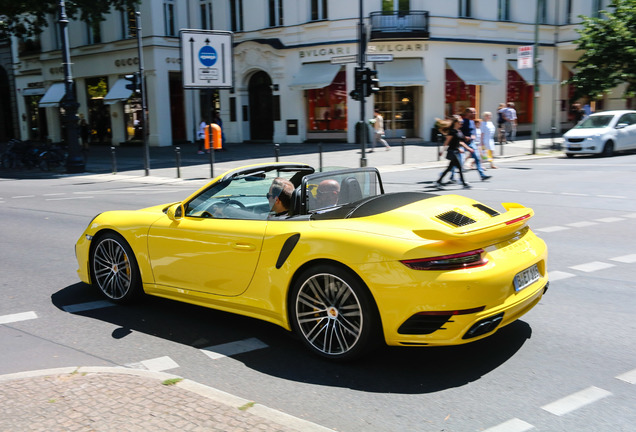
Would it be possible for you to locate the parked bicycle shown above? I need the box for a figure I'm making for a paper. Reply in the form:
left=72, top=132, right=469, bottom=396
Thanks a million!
left=38, top=142, right=68, bottom=171
left=0, top=139, right=40, bottom=170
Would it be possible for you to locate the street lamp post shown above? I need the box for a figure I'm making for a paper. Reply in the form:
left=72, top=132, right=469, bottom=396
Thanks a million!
left=59, top=0, right=85, bottom=173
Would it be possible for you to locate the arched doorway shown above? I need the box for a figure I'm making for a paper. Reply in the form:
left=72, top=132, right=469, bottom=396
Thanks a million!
left=248, top=71, right=273, bottom=141
left=0, top=66, right=15, bottom=141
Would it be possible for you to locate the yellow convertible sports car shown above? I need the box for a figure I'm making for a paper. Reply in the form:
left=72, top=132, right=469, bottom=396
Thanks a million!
left=76, top=162, right=548, bottom=360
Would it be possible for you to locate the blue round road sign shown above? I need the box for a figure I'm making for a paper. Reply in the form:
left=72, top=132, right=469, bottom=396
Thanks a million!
left=199, top=46, right=217, bottom=67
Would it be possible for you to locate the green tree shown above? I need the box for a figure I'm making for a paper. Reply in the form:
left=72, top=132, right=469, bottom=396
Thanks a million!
left=567, top=0, right=636, bottom=101
left=0, top=0, right=140, bottom=38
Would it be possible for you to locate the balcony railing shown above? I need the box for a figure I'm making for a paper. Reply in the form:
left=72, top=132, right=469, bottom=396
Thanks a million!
left=369, top=11, right=430, bottom=40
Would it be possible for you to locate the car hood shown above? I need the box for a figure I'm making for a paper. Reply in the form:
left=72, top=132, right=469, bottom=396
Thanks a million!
left=564, top=127, right=610, bottom=137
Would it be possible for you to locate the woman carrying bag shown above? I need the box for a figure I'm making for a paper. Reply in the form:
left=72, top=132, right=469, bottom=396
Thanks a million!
left=435, top=115, right=474, bottom=189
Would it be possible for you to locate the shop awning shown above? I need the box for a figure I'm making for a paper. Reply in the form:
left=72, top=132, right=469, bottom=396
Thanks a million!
left=103, top=79, right=134, bottom=105
left=22, top=87, right=45, bottom=96
left=376, top=58, right=426, bottom=86
left=507, top=61, right=559, bottom=85
left=289, top=62, right=340, bottom=90
left=446, top=59, right=499, bottom=85
left=38, top=83, right=66, bottom=108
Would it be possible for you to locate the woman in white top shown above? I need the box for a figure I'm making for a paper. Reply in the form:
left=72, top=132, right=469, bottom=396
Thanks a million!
left=480, top=111, right=497, bottom=169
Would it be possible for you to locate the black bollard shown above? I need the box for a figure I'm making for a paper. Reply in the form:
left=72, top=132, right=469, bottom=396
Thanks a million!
left=401, top=136, right=406, bottom=164
left=274, top=143, right=280, bottom=162
left=318, top=143, right=323, bottom=172
left=175, top=146, right=181, bottom=178
left=110, top=146, right=117, bottom=174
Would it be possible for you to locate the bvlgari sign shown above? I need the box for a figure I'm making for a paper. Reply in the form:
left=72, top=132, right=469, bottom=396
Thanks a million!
left=368, top=43, right=425, bottom=53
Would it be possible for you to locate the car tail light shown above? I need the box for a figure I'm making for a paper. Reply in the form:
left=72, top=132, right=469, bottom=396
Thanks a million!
left=401, top=249, right=488, bottom=271
left=505, top=214, right=531, bottom=225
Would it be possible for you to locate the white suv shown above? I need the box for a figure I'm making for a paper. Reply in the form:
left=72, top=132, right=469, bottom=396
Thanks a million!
left=563, top=110, right=636, bottom=157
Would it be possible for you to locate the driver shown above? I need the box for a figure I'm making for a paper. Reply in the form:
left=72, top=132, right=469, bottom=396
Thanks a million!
left=267, top=177, right=294, bottom=217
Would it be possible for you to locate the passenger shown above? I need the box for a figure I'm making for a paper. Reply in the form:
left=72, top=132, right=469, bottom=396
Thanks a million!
left=315, top=179, right=340, bottom=208
left=267, top=177, right=294, bottom=217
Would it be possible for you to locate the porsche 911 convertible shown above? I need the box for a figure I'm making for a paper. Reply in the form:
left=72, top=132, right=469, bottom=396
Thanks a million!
left=76, top=162, right=548, bottom=360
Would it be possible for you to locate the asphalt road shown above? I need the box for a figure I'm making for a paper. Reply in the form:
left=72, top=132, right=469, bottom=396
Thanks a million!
left=1, top=153, right=635, bottom=431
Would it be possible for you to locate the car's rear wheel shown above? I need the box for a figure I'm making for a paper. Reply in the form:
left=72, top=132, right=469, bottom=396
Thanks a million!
left=91, top=232, right=142, bottom=303
left=602, top=141, right=614, bottom=157
left=290, top=264, right=379, bottom=361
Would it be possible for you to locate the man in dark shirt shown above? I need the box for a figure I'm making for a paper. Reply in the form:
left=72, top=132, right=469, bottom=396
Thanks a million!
left=267, top=177, right=294, bottom=217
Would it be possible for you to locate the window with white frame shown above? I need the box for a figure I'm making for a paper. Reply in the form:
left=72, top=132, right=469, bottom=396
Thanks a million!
left=269, top=0, right=284, bottom=27
left=592, top=0, right=603, bottom=18
left=200, top=0, right=214, bottom=30
left=498, top=0, right=510, bottom=21
left=539, top=0, right=548, bottom=24
left=121, top=8, right=137, bottom=39
left=164, top=0, right=176, bottom=36
left=566, top=0, right=572, bottom=24
left=230, top=0, right=244, bottom=32
left=459, top=0, right=472, bottom=18
left=311, top=0, right=328, bottom=21
left=86, top=20, right=102, bottom=44
left=382, top=0, right=410, bottom=12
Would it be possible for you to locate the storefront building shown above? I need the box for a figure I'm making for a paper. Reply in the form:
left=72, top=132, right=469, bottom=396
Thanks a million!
left=11, top=0, right=631, bottom=147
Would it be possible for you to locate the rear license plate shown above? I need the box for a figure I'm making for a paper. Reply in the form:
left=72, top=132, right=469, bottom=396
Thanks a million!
left=514, top=264, right=540, bottom=292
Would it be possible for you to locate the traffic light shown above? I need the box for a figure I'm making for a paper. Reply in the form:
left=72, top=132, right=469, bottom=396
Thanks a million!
left=124, top=73, right=140, bottom=94
left=350, top=67, right=365, bottom=101
left=364, top=68, right=380, bottom=97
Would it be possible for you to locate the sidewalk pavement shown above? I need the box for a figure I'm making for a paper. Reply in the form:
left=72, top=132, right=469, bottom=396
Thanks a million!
left=0, top=366, right=332, bottom=432
left=0, top=136, right=564, bottom=431
left=0, top=135, right=564, bottom=180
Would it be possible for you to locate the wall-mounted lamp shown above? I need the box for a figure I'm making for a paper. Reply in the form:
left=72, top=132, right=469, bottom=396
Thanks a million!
left=492, top=53, right=498, bottom=61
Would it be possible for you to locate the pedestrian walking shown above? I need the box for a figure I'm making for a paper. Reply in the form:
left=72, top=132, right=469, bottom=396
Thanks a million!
left=496, top=103, right=507, bottom=144
left=435, top=115, right=474, bottom=189
left=460, top=107, right=491, bottom=181
left=79, top=116, right=90, bottom=150
left=370, top=108, right=390, bottom=152
left=480, top=111, right=498, bottom=169
left=212, top=110, right=227, bottom=150
left=504, top=102, right=517, bottom=142
left=197, top=119, right=207, bottom=154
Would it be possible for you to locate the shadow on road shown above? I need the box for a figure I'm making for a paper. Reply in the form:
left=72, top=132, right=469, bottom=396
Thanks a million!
left=52, top=282, right=533, bottom=394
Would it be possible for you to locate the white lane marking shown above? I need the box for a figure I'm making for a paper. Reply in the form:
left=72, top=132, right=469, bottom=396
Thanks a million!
left=140, top=356, right=180, bottom=372
left=594, top=217, right=625, bottom=223
left=548, top=271, right=576, bottom=281
left=569, top=261, right=615, bottom=273
left=201, top=337, right=269, bottom=360
left=11, top=195, right=35, bottom=199
left=483, top=418, right=534, bottom=432
left=567, top=221, right=598, bottom=228
left=610, top=254, right=636, bottom=264
left=561, top=192, right=589, bottom=196
left=43, top=193, right=65, bottom=196
left=62, top=300, right=115, bottom=313
left=541, top=386, right=612, bottom=416
left=535, top=226, right=569, bottom=233
left=623, top=213, right=636, bottom=218
left=45, top=196, right=94, bottom=201
left=494, top=188, right=520, bottom=192
left=616, top=368, right=636, bottom=384
left=528, top=190, right=550, bottom=194
left=0, top=311, right=38, bottom=324
left=598, top=195, right=626, bottom=199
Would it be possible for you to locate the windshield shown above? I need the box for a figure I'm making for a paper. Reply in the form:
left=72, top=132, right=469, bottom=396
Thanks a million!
left=574, top=115, right=614, bottom=129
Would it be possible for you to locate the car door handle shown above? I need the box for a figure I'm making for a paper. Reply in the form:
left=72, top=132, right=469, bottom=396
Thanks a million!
left=232, top=242, right=256, bottom=251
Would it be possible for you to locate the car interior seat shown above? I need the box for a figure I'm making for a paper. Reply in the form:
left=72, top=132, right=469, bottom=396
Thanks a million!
left=339, top=177, right=363, bottom=204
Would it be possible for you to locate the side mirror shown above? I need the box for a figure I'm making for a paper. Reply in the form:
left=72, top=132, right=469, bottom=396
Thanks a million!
left=166, top=203, right=184, bottom=221
left=615, top=123, right=628, bottom=129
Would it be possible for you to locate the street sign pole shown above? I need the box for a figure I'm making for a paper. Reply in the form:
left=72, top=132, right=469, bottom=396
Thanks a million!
left=358, top=0, right=367, bottom=168
left=532, top=1, right=541, bottom=155
left=136, top=11, right=150, bottom=176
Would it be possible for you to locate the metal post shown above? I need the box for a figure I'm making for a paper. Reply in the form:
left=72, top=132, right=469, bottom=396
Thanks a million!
left=274, top=143, right=280, bottom=162
left=175, top=146, right=181, bottom=178
left=318, top=143, right=323, bottom=172
left=209, top=141, right=215, bottom=178
left=531, top=0, right=541, bottom=155
left=58, top=0, right=85, bottom=173
left=401, top=136, right=406, bottom=164
left=110, top=146, right=117, bottom=174
left=136, top=11, right=150, bottom=175
left=358, top=0, right=367, bottom=168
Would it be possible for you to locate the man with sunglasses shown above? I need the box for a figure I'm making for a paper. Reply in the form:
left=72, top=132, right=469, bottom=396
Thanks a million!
left=267, top=177, right=294, bottom=217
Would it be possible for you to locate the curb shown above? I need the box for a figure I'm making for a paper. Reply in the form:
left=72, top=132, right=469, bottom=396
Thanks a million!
left=0, top=366, right=334, bottom=432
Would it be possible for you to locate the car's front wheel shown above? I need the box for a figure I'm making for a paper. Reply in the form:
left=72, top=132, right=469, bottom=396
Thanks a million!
left=602, top=141, right=614, bottom=157
left=91, top=232, right=142, bottom=303
left=290, top=264, right=379, bottom=361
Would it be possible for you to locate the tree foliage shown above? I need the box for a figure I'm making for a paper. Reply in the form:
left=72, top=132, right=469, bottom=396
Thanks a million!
left=0, top=0, right=140, bottom=38
left=567, top=0, right=636, bottom=101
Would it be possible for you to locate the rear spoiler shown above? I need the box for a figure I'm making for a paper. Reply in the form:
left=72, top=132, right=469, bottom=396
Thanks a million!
left=413, top=203, right=533, bottom=244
